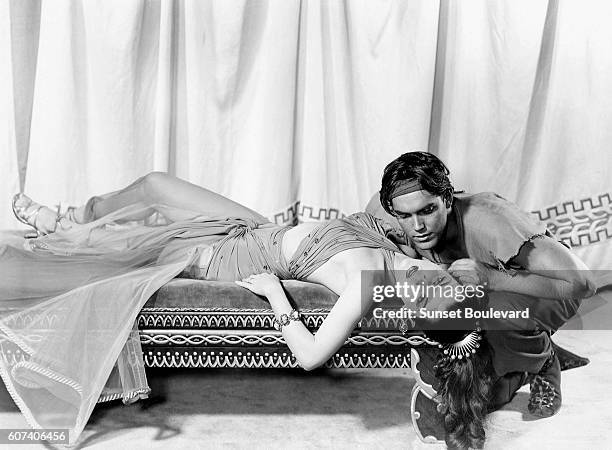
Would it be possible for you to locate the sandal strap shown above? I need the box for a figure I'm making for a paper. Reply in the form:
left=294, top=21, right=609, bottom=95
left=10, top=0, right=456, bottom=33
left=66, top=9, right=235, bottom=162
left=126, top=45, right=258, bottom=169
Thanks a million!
left=23, top=204, right=45, bottom=225
left=55, top=203, right=78, bottom=224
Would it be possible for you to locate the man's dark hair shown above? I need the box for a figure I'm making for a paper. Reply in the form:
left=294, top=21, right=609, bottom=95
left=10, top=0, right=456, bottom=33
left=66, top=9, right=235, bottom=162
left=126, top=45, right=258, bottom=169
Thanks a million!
left=380, top=151, right=455, bottom=215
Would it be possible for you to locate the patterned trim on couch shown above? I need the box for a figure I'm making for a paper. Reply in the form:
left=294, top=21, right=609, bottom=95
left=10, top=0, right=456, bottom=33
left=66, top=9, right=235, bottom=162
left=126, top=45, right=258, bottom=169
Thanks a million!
left=138, top=330, right=438, bottom=347
left=138, top=307, right=418, bottom=332
left=0, top=310, right=62, bottom=328
left=138, top=307, right=329, bottom=329
left=142, top=348, right=414, bottom=369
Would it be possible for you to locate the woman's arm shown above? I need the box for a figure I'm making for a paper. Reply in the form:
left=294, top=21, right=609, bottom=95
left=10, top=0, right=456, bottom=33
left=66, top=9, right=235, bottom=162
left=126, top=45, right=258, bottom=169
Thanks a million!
left=236, top=273, right=364, bottom=371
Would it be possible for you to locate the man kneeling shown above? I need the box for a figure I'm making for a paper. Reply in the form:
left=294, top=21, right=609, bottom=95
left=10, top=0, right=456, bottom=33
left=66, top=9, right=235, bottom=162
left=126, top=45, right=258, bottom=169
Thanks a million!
left=367, top=152, right=596, bottom=448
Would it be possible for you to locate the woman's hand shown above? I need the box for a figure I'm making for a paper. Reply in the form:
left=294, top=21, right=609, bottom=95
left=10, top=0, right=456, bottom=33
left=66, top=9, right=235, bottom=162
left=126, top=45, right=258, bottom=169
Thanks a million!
left=235, top=273, right=283, bottom=297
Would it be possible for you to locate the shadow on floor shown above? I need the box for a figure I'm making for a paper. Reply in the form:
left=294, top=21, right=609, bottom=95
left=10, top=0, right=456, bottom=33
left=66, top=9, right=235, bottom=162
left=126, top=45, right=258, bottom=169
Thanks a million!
left=0, top=383, right=20, bottom=413
left=75, top=368, right=415, bottom=448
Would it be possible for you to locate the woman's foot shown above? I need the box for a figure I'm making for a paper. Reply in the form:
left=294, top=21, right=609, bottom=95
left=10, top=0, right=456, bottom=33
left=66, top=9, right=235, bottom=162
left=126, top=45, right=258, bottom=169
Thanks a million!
left=12, top=193, right=77, bottom=236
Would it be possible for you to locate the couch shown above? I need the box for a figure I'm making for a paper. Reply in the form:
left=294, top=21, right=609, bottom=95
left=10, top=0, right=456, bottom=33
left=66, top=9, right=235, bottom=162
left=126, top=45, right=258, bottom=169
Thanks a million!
left=137, top=278, right=447, bottom=444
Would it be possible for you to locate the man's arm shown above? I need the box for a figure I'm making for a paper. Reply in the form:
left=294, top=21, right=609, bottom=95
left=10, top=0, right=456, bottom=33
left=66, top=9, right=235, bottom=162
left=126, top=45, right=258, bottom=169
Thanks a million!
left=475, top=237, right=596, bottom=300
left=494, top=236, right=596, bottom=299
left=449, top=193, right=596, bottom=300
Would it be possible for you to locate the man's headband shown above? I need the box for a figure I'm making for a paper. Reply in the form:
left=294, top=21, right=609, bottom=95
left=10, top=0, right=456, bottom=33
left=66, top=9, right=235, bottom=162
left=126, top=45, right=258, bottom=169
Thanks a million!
left=389, top=179, right=423, bottom=199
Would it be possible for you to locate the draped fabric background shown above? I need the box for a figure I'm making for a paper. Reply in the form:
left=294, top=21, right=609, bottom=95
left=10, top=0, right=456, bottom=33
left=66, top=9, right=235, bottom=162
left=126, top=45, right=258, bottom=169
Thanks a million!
left=2, top=0, right=611, bottom=269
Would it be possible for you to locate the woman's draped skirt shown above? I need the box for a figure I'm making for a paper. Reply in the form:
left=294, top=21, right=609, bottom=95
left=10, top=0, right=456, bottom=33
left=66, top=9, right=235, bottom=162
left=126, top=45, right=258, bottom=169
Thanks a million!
left=0, top=204, right=260, bottom=444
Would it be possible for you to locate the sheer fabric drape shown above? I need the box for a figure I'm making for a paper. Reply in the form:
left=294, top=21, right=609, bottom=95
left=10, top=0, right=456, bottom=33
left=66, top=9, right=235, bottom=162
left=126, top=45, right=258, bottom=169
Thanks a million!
left=0, top=204, right=255, bottom=443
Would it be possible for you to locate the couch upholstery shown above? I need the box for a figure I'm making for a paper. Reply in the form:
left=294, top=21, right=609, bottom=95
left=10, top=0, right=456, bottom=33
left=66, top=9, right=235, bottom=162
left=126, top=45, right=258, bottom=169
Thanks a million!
left=138, top=278, right=440, bottom=369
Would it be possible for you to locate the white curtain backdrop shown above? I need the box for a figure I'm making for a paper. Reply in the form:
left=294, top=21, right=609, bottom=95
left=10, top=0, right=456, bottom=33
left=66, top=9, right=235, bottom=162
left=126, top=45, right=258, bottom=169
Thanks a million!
left=2, top=0, right=611, bottom=269
left=429, top=0, right=612, bottom=270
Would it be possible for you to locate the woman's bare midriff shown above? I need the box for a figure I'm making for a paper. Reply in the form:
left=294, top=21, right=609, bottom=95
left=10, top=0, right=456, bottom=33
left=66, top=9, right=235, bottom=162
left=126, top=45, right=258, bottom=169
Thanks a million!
left=281, top=222, right=384, bottom=295
left=281, top=222, right=321, bottom=262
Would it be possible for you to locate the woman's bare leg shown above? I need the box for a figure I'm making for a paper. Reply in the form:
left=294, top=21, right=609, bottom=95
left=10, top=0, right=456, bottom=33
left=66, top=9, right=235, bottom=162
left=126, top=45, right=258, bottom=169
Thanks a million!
left=15, top=172, right=267, bottom=234
left=75, top=172, right=267, bottom=224
left=72, top=175, right=155, bottom=223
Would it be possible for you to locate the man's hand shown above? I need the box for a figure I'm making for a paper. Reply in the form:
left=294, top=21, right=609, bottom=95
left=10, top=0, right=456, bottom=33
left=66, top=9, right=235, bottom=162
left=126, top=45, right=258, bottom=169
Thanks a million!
left=235, top=273, right=283, bottom=297
left=448, top=258, right=489, bottom=287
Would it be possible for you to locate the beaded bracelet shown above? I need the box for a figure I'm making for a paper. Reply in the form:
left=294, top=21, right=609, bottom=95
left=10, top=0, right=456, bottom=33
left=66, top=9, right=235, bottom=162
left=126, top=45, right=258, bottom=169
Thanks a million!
left=273, top=309, right=301, bottom=331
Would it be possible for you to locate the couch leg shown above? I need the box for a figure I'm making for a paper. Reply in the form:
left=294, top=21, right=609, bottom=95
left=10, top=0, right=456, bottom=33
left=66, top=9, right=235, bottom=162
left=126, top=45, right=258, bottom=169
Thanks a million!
left=410, top=348, right=446, bottom=445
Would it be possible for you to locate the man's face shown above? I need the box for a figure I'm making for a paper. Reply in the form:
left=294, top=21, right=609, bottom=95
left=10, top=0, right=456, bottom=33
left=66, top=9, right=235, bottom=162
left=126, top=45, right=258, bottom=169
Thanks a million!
left=391, top=190, right=451, bottom=251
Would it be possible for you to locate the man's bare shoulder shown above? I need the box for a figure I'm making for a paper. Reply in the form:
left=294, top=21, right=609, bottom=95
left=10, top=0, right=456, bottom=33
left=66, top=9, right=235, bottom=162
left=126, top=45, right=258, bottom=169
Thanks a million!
left=455, top=191, right=514, bottom=210
left=455, top=192, right=549, bottom=265
left=455, top=192, right=542, bottom=224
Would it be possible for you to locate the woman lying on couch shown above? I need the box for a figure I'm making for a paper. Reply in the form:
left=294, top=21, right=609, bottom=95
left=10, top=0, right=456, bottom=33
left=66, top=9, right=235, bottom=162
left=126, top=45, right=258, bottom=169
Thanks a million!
left=2, top=172, right=534, bottom=447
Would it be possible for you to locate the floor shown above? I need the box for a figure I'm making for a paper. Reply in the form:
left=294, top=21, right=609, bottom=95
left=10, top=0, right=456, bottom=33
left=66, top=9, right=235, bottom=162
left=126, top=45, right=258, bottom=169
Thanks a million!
left=1, top=284, right=611, bottom=450
left=1, top=328, right=611, bottom=450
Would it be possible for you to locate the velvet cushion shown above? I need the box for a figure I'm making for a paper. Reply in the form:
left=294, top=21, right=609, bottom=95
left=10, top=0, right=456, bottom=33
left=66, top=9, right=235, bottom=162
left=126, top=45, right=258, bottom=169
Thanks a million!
left=144, top=279, right=338, bottom=309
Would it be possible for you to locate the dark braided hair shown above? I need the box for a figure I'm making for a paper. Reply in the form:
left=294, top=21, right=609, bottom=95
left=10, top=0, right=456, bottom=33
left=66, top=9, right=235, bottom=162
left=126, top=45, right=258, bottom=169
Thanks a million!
left=380, top=152, right=456, bottom=215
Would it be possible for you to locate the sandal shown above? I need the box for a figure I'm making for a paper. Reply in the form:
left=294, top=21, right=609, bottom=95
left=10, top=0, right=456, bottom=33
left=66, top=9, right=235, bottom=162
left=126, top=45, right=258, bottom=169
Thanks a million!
left=527, top=349, right=562, bottom=417
left=12, top=193, right=73, bottom=237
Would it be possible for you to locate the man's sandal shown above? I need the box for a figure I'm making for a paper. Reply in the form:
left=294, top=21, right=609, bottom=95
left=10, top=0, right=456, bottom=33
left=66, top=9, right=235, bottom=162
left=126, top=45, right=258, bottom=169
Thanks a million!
left=527, top=349, right=562, bottom=417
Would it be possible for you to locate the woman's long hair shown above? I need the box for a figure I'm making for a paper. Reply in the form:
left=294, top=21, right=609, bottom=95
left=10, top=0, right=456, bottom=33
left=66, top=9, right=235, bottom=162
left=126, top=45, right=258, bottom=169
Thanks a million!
left=433, top=335, right=496, bottom=450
